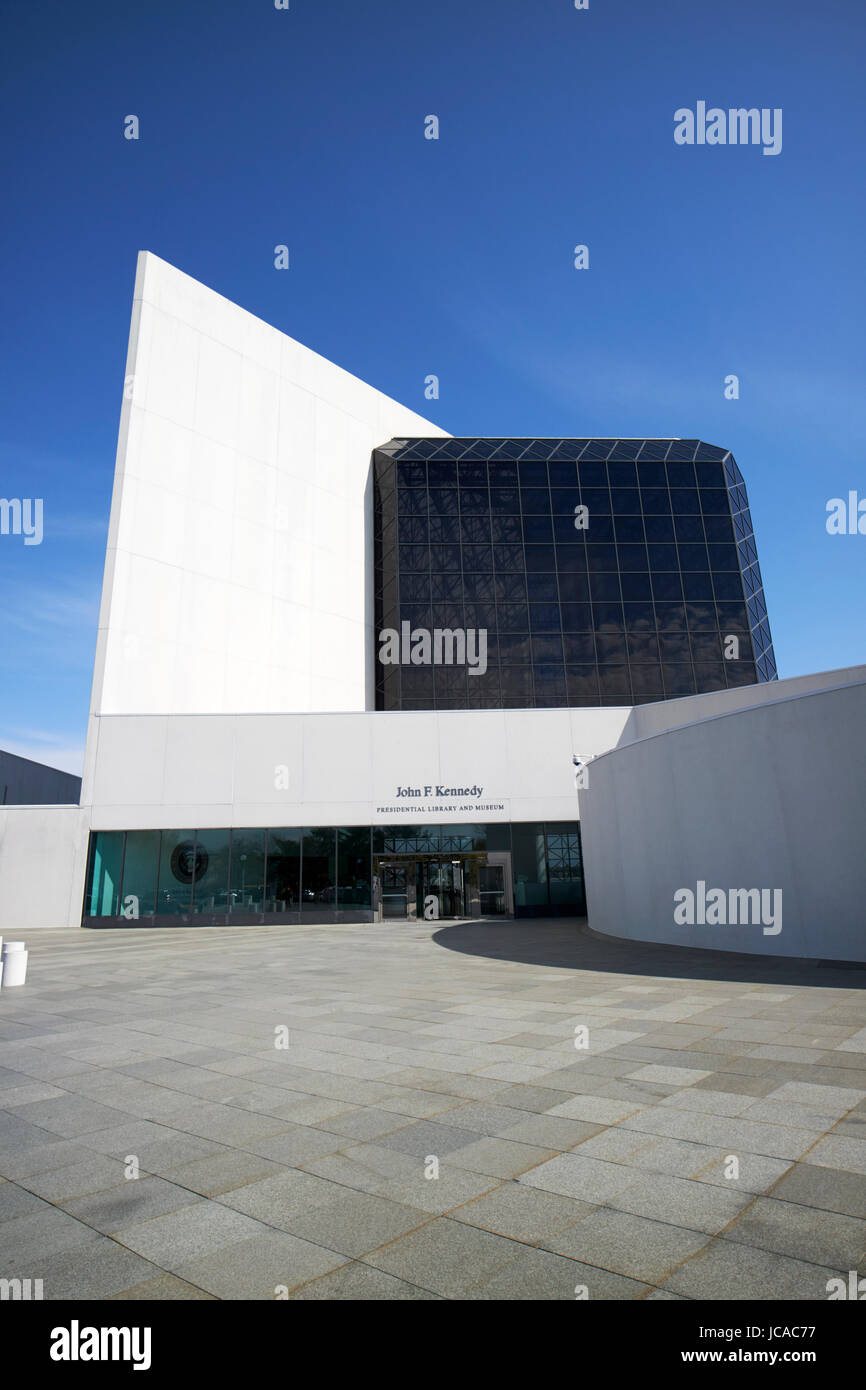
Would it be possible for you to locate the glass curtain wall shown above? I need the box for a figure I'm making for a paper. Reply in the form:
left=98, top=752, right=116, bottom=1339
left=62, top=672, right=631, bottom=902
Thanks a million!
left=373, top=438, right=777, bottom=711
left=83, top=822, right=586, bottom=925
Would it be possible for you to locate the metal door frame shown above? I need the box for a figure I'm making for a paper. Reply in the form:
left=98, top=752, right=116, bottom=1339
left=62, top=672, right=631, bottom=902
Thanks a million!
left=374, top=851, right=513, bottom=921
left=482, top=852, right=514, bottom=917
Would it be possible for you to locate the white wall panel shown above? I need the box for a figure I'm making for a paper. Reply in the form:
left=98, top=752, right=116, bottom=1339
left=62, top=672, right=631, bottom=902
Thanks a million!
left=81, top=706, right=627, bottom=830
left=0, top=807, right=90, bottom=931
left=89, top=251, right=446, bottom=722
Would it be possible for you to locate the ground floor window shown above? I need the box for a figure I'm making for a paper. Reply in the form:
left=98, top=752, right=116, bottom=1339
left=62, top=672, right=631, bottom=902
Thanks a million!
left=82, top=822, right=585, bottom=926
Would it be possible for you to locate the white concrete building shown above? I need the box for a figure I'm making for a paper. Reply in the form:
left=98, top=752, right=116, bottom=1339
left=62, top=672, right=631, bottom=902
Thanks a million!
left=1, top=253, right=863, bottom=962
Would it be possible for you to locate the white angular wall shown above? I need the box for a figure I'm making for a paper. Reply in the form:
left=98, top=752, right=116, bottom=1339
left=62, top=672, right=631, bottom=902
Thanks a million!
left=89, top=251, right=446, bottom=721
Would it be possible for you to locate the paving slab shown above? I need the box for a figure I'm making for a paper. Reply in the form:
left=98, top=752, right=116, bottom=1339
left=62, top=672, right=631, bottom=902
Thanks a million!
left=499, top=1113, right=603, bottom=1151
left=160, top=1149, right=287, bottom=1197
left=607, top=1171, right=753, bottom=1234
left=26, top=1239, right=165, bottom=1300
left=519, top=1152, right=640, bottom=1204
left=289, top=1260, right=440, bottom=1299
left=659, top=1238, right=844, bottom=1301
left=172, top=1230, right=350, bottom=1298
left=216, top=1168, right=347, bottom=1224
left=801, top=1134, right=866, bottom=1175
left=446, top=1136, right=558, bottom=1179
left=547, top=1207, right=712, bottom=1283
left=0, top=1182, right=50, bottom=1222
left=363, top=1216, right=528, bottom=1297
left=468, top=1246, right=650, bottom=1300
left=376, top=1118, right=483, bottom=1158
left=723, top=1195, right=866, bottom=1269
left=451, top=1181, right=592, bottom=1244
left=270, top=1187, right=431, bottom=1257
left=375, top=1167, right=501, bottom=1215
left=107, top=1273, right=217, bottom=1299
left=0, top=1206, right=102, bottom=1264
left=112, top=1202, right=271, bottom=1269
left=62, top=1176, right=204, bottom=1232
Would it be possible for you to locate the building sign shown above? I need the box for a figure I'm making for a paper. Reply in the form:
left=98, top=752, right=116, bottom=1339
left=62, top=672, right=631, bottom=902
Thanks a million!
left=375, top=782, right=506, bottom=816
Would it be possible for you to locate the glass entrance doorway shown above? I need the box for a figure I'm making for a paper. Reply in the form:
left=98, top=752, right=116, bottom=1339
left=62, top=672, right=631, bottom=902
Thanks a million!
left=373, top=851, right=513, bottom=921
left=479, top=862, right=507, bottom=915
left=380, top=863, right=409, bottom=919
left=418, top=859, right=467, bottom=920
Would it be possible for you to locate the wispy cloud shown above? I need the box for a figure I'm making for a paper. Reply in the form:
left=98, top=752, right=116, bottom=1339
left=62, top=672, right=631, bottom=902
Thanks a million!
left=2, top=580, right=100, bottom=641
left=447, top=293, right=866, bottom=444
left=1, top=733, right=84, bottom=777
left=46, top=515, right=110, bottom=539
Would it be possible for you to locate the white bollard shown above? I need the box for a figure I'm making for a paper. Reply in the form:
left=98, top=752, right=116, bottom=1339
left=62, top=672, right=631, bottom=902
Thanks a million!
left=1, top=942, right=28, bottom=987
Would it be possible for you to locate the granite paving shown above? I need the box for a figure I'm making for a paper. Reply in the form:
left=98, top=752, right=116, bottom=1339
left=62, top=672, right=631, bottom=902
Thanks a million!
left=0, top=919, right=864, bottom=1300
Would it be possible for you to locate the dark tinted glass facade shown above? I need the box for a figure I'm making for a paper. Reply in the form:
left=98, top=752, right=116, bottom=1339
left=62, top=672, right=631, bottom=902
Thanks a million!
left=374, top=438, right=777, bottom=709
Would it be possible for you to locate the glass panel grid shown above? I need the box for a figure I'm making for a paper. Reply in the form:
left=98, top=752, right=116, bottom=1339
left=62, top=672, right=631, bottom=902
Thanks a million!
left=375, top=442, right=776, bottom=708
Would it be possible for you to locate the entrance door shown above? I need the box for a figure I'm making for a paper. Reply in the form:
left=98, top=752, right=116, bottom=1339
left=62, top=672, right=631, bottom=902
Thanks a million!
left=418, top=859, right=467, bottom=919
left=479, top=862, right=507, bottom=915
left=380, top=863, right=409, bottom=919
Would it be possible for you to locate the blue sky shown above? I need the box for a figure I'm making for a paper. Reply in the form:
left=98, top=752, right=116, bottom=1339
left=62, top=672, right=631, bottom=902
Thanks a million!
left=1, top=0, right=863, bottom=773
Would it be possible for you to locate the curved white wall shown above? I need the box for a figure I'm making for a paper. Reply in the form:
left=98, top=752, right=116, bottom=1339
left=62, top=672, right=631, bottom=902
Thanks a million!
left=580, top=671, right=866, bottom=962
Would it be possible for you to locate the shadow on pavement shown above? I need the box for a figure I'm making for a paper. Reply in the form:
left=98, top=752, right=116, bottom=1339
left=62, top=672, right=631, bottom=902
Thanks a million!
left=432, top=918, right=866, bottom=988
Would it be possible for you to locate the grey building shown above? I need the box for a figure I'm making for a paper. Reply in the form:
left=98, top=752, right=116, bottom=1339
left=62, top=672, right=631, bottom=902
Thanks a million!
left=0, top=749, right=81, bottom=806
